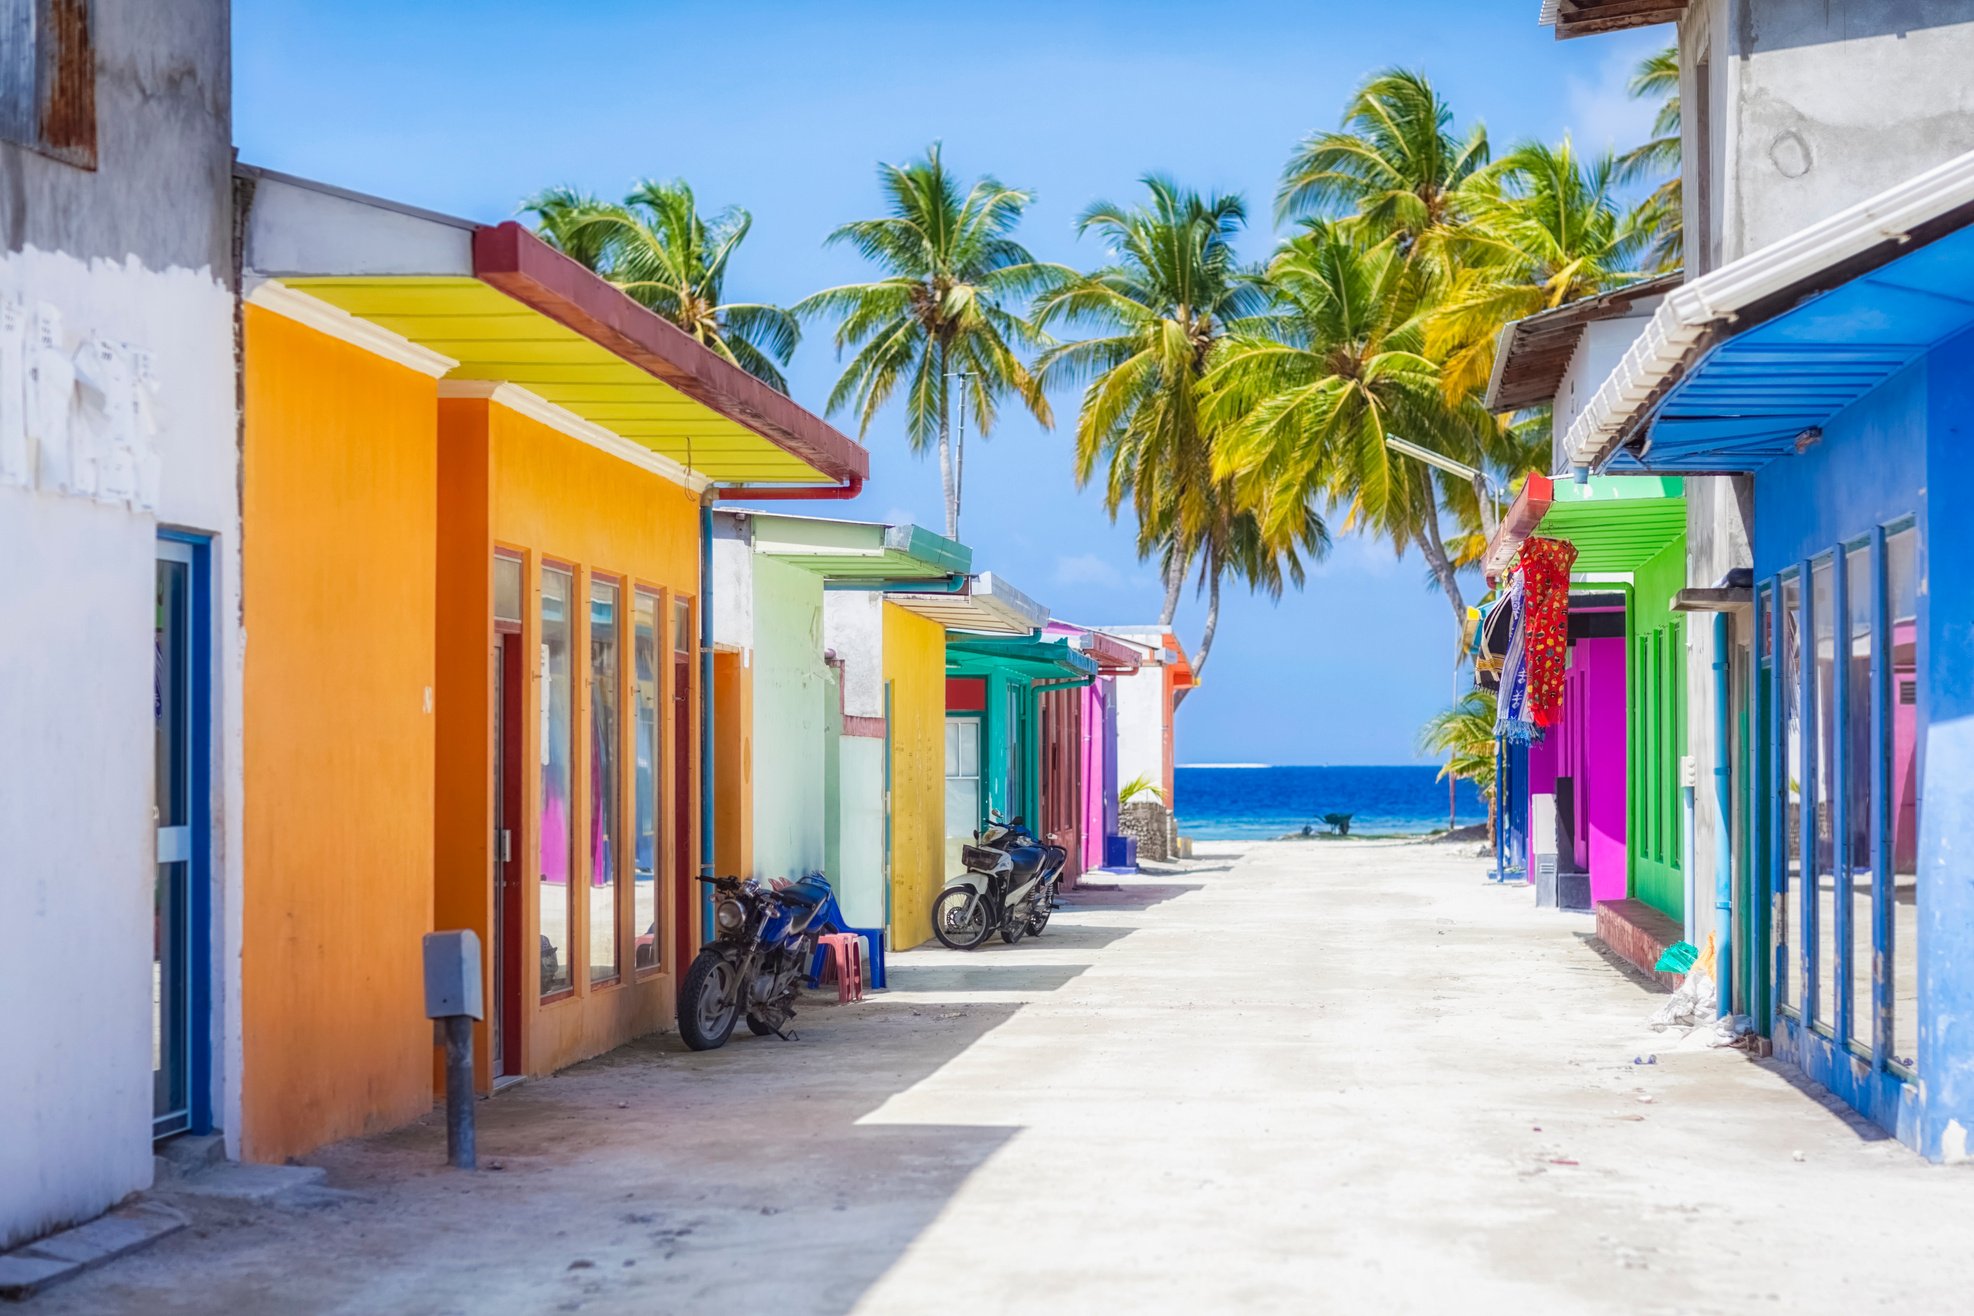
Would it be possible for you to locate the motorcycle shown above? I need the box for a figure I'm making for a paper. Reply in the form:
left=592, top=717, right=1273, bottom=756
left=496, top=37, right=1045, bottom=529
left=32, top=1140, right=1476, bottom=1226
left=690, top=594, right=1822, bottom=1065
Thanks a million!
left=931, top=814, right=1066, bottom=950
left=677, top=872, right=843, bottom=1051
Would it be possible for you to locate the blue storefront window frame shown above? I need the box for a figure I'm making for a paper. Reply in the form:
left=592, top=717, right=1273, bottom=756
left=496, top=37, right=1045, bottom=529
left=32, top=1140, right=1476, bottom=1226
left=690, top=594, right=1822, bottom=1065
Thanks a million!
left=1757, top=516, right=1916, bottom=1086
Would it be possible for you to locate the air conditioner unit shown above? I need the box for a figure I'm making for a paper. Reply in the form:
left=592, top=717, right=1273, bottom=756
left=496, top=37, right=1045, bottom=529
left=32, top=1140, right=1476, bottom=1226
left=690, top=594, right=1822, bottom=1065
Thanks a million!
left=1530, top=792, right=1559, bottom=908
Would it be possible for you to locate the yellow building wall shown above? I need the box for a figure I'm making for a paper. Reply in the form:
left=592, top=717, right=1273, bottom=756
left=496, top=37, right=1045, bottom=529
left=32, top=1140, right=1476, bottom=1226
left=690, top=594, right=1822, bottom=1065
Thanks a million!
left=883, top=603, right=947, bottom=950
left=434, top=398, right=702, bottom=1079
left=241, top=306, right=438, bottom=1163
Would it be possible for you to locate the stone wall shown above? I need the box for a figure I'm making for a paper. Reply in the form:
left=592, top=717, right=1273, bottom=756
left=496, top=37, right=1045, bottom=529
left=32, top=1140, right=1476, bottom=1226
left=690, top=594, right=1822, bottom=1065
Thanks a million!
left=1120, top=800, right=1169, bottom=863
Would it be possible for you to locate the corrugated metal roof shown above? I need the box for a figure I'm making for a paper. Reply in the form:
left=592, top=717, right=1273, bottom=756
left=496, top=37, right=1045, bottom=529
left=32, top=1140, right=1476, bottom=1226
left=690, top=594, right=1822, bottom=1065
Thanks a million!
left=889, top=572, right=1047, bottom=636
left=1611, top=225, right=1974, bottom=472
left=739, top=513, right=971, bottom=580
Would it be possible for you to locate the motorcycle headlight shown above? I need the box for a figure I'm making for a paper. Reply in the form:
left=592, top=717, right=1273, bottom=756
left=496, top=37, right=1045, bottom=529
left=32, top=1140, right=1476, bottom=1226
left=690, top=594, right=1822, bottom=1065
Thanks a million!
left=715, top=898, right=746, bottom=932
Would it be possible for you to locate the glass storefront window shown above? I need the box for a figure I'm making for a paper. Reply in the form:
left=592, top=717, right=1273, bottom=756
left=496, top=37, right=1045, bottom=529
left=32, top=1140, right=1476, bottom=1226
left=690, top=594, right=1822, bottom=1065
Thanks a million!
left=1777, top=571, right=1802, bottom=1013
left=1810, top=557, right=1836, bottom=1033
left=633, top=590, right=661, bottom=972
left=1886, top=527, right=1920, bottom=1072
left=540, top=565, right=574, bottom=999
left=946, top=717, right=981, bottom=873
left=589, top=578, right=621, bottom=986
left=1844, top=545, right=1874, bottom=1051
left=494, top=553, right=522, bottom=626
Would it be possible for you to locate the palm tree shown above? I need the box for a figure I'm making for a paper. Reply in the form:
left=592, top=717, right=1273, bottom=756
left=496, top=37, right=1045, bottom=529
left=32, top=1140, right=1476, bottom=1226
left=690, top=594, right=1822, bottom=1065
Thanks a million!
left=1419, top=687, right=1499, bottom=841
left=1206, top=224, right=1476, bottom=631
left=1277, top=68, right=1490, bottom=268
left=795, top=145, right=1054, bottom=539
left=1429, top=140, right=1650, bottom=399
left=1618, top=47, right=1682, bottom=271
left=523, top=180, right=799, bottom=391
left=1032, top=176, right=1323, bottom=689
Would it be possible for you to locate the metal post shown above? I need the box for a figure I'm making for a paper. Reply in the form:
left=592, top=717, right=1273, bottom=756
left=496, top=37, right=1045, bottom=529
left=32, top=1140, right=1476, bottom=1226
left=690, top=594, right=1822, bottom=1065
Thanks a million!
left=443, top=1015, right=475, bottom=1169
left=700, top=493, right=717, bottom=939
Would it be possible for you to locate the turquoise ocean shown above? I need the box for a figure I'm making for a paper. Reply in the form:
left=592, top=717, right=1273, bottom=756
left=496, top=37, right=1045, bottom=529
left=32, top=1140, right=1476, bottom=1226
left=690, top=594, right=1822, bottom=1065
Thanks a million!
left=1174, top=765, right=1485, bottom=840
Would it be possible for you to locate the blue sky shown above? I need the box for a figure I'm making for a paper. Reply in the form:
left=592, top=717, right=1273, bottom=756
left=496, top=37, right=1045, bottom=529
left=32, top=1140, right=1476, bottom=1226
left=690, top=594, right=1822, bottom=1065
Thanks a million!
left=234, top=1, right=1662, bottom=765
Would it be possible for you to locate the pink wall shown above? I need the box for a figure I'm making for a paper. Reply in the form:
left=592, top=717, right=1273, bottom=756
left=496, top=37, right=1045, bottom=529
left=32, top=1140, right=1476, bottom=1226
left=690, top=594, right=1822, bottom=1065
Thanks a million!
left=1079, top=680, right=1107, bottom=873
left=1521, top=630, right=1627, bottom=902
left=1566, top=635, right=1628, bottom=903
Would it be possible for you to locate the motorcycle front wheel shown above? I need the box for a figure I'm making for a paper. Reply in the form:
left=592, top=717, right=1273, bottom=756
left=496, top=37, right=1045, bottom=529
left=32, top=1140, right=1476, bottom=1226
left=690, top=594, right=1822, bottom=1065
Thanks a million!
left=932, top=888, right=992, bottom=950
left=678, top=948, right=743, bottom=1051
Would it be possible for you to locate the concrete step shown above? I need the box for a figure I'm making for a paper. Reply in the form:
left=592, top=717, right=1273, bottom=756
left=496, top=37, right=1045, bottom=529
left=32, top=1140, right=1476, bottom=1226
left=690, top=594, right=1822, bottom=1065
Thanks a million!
left=152, top=1132, right=227, bottom=1185
left=0, top=1201, right=187, bottom=1301
left=159, top=1161, right=328, bottom=1204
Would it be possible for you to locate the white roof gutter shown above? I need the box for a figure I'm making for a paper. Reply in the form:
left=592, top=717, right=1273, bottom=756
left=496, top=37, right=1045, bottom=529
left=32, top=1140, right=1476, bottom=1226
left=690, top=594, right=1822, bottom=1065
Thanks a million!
left=1565, top=147, right=1974, bottom=470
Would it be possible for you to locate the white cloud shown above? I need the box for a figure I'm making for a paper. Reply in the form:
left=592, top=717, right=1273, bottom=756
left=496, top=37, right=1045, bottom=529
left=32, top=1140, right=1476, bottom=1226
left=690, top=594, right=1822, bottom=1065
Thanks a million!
left=1563, top=42, right=1659, bottom=156
left=1053, top=552, right=1126, bottom=589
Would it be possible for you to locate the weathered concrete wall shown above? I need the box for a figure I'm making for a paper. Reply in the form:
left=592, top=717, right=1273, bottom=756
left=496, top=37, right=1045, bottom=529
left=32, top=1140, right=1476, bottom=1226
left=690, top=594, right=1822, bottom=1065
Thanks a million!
left=1682, top=1, right=1974, bottom=274
left=0, top=0, right=235, bottom=1250
left=0, top=0, right=233, bottom=276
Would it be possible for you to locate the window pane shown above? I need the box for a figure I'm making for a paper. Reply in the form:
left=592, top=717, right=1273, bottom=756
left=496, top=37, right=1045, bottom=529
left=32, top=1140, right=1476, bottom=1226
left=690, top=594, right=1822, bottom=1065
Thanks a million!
left=1810, top=558, right=1836, bottom=1031
left=674, top=598, right=693, bottom=653
left=1844, top=548, right=1874, bottom=1048
left=494, top=553, right=521, bottom=625
left=633, top=592, right=661, bottom=972
left=539, top=565, right=574, bottom=999
left=1886, top=528, right=1919, bottom=1071
left=155, top=560, right=189, bottom=829
left=1778, top=573, right=1802, bottom=1011
left=589, top=579, right=621, bottom=985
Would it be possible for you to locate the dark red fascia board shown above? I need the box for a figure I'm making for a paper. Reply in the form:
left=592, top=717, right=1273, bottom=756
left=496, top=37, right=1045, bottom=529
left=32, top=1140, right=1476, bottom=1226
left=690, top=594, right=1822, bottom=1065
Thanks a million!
left=1081, top=630, right=1145, bottom=676
left=1483, top=472, right=1556, bottom=584
left=471, top=221, right=869, bottom=489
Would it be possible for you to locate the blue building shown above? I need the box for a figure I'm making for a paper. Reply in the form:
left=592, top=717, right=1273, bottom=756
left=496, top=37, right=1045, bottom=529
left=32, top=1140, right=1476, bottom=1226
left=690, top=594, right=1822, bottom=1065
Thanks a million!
left=1562, top=154, right=1974, bottom=1159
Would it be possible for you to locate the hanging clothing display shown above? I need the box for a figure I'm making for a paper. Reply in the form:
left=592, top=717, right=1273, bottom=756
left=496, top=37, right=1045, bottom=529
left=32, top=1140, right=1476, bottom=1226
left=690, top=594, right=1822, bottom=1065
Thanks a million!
left=1494, top=574, right=1535, bottom=743
left=1513, top=536, right=1578, bottom=729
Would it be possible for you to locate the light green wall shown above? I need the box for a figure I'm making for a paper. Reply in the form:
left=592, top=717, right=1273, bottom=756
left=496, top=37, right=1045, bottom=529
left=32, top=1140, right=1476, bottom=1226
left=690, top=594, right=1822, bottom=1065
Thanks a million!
left=749, top=555, right=828, bottom=881
left=1628, top=535, right=1688, bottom=921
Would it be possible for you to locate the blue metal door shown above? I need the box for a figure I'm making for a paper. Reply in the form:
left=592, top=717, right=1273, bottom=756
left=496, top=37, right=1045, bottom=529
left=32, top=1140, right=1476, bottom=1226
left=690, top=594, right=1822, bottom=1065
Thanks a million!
left=155, top=535, right=211, bottom=1139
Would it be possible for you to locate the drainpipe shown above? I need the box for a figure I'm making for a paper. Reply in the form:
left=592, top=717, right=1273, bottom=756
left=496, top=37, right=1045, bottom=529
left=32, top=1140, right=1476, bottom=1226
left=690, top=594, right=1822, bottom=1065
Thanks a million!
left=1713, top=610, right=1733, bottom=1017
left=699, top=490, right=717, bottom=940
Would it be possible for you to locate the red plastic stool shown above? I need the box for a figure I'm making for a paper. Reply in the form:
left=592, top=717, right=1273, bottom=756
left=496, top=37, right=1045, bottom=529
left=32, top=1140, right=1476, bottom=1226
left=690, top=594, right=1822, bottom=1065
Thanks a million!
left=816, top=933, right=865, bottom=1002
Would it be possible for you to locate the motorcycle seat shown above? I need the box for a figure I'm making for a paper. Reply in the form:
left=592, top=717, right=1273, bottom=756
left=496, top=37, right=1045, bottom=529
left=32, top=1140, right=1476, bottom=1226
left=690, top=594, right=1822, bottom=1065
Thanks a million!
left=774, top=874, right=832, bottom=907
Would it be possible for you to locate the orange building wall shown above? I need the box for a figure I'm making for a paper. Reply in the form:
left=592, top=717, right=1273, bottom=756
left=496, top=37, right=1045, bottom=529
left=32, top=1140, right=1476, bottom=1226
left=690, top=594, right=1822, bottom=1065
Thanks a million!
left=435, top=397, right=702, bottom=1081
left=884, top=603, right=946, bottom=950
left=241, top=307, right=439, bottom=1163
left=712, top=649, right=753, bottom=882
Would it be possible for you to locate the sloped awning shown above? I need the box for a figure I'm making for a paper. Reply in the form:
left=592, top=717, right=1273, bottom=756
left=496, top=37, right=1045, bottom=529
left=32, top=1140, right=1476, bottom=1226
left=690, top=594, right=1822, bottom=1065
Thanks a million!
left=1482, top=474, right=1685, bottom=581
left=1485, top=273, right=1681, bottom=413
left=890, top=572, right=1047, bottom=636
left=738, top=512, right=971, bottom=581
left=1539, top=0, right=1689, bottom=40
left=238, top=166, right=868, bottom=488
left=1565, top=149, right=1974, bottom=473
left=946, top=634, right=1099, bottom=684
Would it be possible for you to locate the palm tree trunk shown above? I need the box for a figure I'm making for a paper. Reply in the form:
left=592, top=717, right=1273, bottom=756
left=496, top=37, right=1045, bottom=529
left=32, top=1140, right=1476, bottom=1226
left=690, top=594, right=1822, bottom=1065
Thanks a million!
left=1414, top=514, right=1468, bottom=636
left=937, top=344, right=957, bottom=540
left=1175, top=567, right=1220, bottom=709
left=1472, top=471, right=1499, bottom=544
left=1158, top=549, right=1185, bottom=627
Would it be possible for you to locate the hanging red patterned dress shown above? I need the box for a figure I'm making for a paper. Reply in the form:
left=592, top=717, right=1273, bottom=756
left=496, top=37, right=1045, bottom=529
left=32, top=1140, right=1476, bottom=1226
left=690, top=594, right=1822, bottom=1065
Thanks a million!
left=1513, top=536, right=1578, bottom=729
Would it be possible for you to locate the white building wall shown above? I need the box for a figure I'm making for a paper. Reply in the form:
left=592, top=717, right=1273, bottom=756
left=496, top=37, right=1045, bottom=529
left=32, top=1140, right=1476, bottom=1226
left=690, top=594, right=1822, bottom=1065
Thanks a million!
left=1112, top=665, right=1167, bottom=792
left=0, top=249, right=239, bottom=1246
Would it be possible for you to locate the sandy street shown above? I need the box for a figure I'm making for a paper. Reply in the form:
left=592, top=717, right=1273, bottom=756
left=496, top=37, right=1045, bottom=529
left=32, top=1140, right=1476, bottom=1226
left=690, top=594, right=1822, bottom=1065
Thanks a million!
left=32, top=840, right=1974, bottom=1315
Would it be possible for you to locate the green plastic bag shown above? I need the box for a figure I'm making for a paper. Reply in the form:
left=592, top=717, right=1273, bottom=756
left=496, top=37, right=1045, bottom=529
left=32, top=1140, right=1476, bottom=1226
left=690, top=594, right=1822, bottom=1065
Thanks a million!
left=1655, top=940, right=1699, bottom=974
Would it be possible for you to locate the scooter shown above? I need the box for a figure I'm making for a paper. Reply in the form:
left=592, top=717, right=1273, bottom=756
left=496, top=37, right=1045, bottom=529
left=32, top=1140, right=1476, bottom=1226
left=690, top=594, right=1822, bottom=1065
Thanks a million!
left=930, top=814, right=1066, bottom=950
